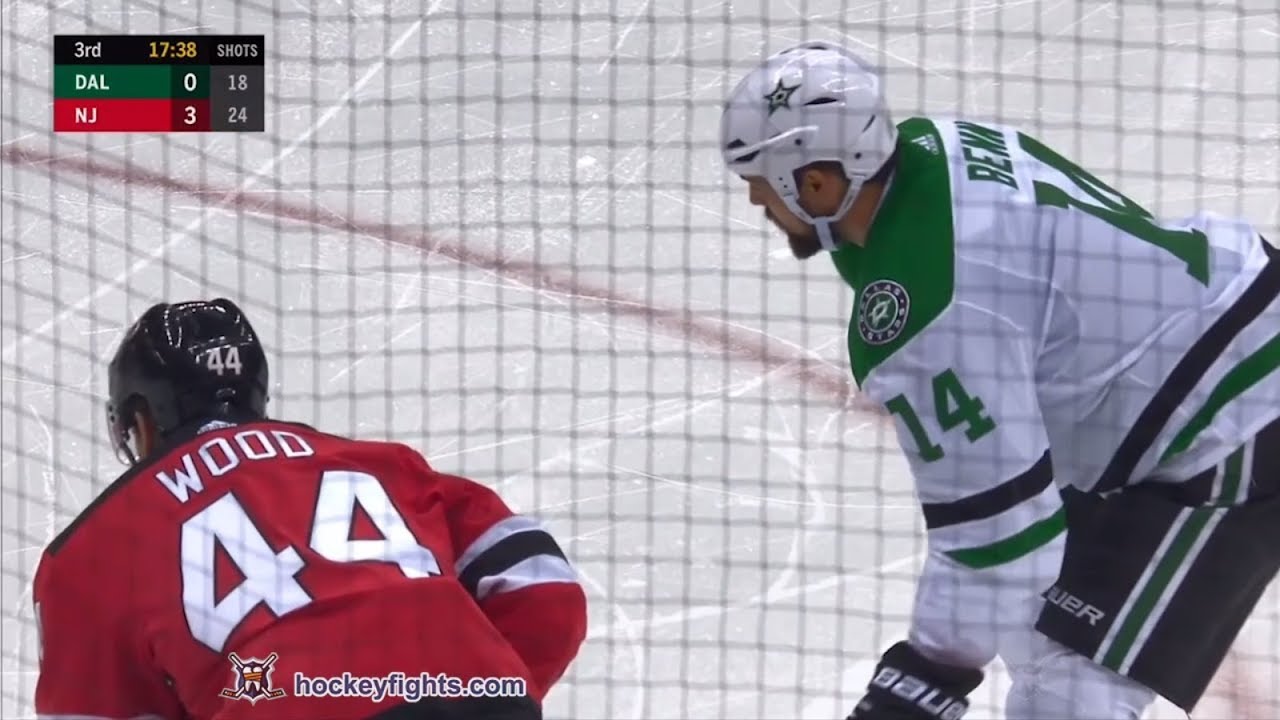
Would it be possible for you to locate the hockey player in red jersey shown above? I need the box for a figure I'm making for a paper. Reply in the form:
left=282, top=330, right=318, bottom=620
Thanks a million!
left=33, top=298, right=587, bottom=720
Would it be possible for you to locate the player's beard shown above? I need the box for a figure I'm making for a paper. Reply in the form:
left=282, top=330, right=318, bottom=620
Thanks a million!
left=767, top=209, right=824, bottom=260
left=787, top=229, right=823, bottom=260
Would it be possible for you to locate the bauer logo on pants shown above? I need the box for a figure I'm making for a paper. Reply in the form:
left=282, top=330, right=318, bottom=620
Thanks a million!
left=220, top=652, right=287, bottom=704
left=858, top=279, right=910, bottom=345
left=1044, top=585, right=1107, bottom=627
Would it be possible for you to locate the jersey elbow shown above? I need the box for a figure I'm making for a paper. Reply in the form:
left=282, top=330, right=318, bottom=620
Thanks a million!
left=454, top=515, right=587, bottom=696
left=479, top=579, right=588, bottom=699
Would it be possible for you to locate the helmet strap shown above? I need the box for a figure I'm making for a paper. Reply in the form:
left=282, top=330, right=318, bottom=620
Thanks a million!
left=804, top=177, right=863, bottom=253
left=814, top=220, right=840, bottom=252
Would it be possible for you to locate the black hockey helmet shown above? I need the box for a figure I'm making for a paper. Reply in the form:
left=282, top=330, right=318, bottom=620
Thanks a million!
left=106, top=298, right=269, bottom=464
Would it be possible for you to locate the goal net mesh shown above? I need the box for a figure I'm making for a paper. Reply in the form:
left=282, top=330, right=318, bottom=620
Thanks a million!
left=3, top=0, right=1277, bottom=717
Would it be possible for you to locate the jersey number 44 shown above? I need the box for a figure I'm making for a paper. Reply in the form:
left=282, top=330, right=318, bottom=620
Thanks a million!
left=182, top=469, right=442, bottom=652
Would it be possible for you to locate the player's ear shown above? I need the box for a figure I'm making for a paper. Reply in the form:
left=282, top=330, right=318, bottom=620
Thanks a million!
left=797, top=163, right=846, bottom=213
left=797, top=167, right=823, bottom=197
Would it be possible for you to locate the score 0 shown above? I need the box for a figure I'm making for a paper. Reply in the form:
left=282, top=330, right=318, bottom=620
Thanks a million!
left=171, top=66, right=210, bottom=131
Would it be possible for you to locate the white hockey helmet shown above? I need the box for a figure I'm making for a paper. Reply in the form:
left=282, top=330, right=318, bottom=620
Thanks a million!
left=720, top=42, right=897, bottom=251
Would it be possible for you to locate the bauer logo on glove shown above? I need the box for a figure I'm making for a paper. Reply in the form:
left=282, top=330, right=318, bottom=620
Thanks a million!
left=869, top=667, right=969, bottom=720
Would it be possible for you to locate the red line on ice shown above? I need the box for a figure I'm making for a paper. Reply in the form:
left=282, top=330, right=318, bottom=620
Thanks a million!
left=3, top=143, right=877, bottom=415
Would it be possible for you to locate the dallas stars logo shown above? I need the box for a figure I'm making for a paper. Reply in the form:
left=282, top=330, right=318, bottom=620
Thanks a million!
left=763, top=78, right=800, bottom=116
left=857, top=279, right=910, bottom=345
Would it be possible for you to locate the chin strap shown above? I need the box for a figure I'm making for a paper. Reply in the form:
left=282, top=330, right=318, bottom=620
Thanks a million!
left=807, top=177, right=863, bottom=253
left=814, top=220, right=841, bottom=251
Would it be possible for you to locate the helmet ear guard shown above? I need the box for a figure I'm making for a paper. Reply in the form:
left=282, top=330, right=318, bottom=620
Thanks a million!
left=105, top=393, right=141, bottom=465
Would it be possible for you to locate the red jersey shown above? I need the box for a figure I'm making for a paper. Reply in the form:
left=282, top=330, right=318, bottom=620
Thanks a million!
left=33, top=420, right=587, bottom=720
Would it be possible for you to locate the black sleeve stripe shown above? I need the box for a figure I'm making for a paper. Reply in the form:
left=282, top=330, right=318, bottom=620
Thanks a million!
left=457, top=529, right=568, bottom=598
left=921, top=450, right=1054, bottom=530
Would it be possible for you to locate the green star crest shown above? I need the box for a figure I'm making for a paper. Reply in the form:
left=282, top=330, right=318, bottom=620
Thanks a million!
left=763, top=78, right=800, bottom=116
left=857, top=279, right=910, bottom=345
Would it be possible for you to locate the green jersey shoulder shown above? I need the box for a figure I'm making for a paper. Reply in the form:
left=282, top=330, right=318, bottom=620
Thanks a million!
left=831, top=117, right=959, bottom=385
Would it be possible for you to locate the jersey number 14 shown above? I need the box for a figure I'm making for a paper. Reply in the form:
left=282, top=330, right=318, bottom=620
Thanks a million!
left=886, top=369, right=996, bottom=463
left=1019, top=133, right=1211, bottom=286
left=180, top=470, right=442, bottom=652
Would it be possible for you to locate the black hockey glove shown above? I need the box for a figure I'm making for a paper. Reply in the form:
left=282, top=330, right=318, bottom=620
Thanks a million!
left=846, top=641, right=984, bottom=720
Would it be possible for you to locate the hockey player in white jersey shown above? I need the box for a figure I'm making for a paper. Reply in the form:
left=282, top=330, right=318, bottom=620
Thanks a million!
left=719, top=42, right=1280, bottom=719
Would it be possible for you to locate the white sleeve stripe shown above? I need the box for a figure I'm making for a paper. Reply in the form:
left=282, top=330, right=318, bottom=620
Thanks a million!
left=474, top=554, right=579, bottom=600
left=455, top=515, right=543, bottom=575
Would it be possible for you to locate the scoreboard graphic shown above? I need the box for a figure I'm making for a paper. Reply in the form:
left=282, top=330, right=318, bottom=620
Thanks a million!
left=53, top=35, right=265, bottom=132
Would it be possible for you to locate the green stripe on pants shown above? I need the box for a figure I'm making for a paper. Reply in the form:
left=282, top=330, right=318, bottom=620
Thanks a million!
left=1099, top=507, right=1214, bottom=671
left=1217, top=446, right=1245, bottom=506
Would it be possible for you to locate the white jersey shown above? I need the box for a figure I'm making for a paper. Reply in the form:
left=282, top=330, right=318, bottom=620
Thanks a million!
left=831, top=117, right=1280, bottom=667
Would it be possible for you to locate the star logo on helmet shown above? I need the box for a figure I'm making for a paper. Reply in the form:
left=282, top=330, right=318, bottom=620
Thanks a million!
left=763, top=78, right=800, bottom=116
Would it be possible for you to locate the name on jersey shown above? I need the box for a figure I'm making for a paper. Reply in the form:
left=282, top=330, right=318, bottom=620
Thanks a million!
left=154, top=428, right=315, bottom=503
left=956, top=120, right=1018, bottom=190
